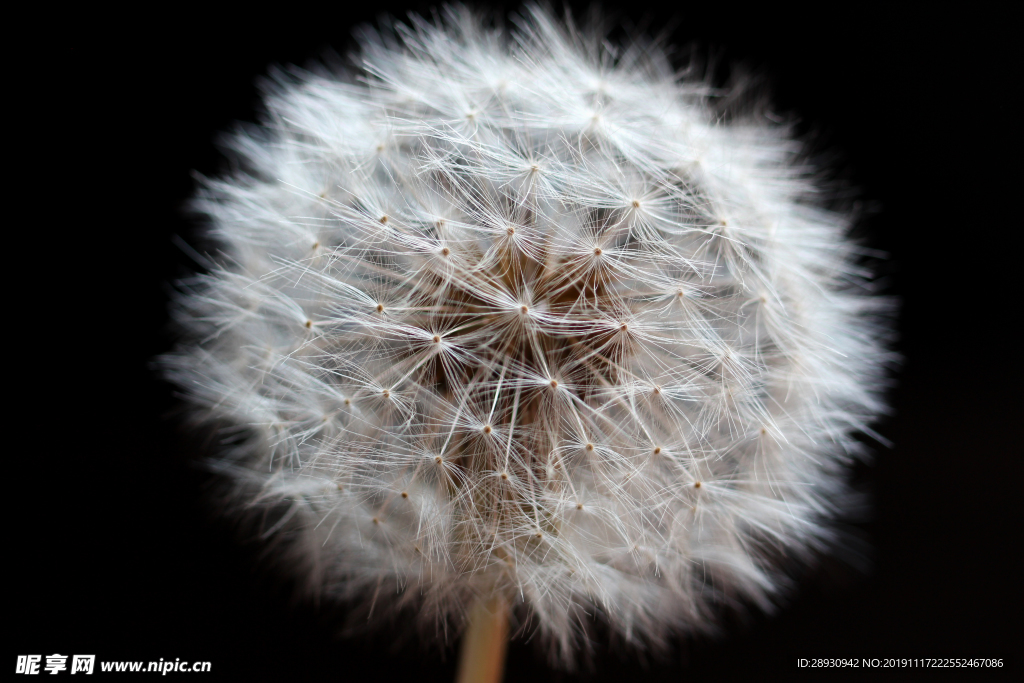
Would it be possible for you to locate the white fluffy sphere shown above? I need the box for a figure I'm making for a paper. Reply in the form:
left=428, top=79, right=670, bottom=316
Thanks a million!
left=163, top=4, right=891, bottom=663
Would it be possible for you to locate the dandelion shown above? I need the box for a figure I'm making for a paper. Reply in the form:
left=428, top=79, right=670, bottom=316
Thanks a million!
left=162, top=4, right=893, bottom=678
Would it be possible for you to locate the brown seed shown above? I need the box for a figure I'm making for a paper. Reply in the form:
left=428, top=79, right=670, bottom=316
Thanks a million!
left=500, top=472, right=508, bottom=480
left=632, top=200, right=640, bottom=208
left=594, top=247, right=603, bottom=256
left=376, top=303, right=384, bottom=312
left=550, top=379, right=558, bottom=388
left=653, top=447, right=662, bottom=455
left=441, top=247, right=450, bottom=256
left=304, top=320, right=312, bottom=329
left=432, top=335, right=441, bottom=343
left=585, top=443, right=594, bottom=452
left=483, top=425, right=492, bottom=434
left=379, top=215, right=389, bottom=224
left=401, top=491, right=408, bottom=499
left=694, top=481, right=702, bottom=489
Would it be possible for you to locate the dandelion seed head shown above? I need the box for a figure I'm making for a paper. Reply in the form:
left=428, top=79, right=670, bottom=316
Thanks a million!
left=162, top=3, right=893, bottom=666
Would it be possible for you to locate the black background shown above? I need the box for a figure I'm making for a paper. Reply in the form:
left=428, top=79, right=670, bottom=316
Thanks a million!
left=16, top=2, right=1018, bottom=680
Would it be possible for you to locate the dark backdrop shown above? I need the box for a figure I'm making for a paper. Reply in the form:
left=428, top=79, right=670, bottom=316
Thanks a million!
left=16, top=2, right=1017, bottom=680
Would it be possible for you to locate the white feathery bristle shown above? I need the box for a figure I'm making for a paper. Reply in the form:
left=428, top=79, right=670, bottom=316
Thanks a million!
left=162, top=4, right=892, bottom=665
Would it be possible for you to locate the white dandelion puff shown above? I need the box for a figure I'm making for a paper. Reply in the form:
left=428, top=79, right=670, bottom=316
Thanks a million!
left=162, top=3, right=894, bottom=670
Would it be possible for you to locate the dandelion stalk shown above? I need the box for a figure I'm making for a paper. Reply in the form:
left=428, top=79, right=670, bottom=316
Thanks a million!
left=456, top=594, right=509, bottom=683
